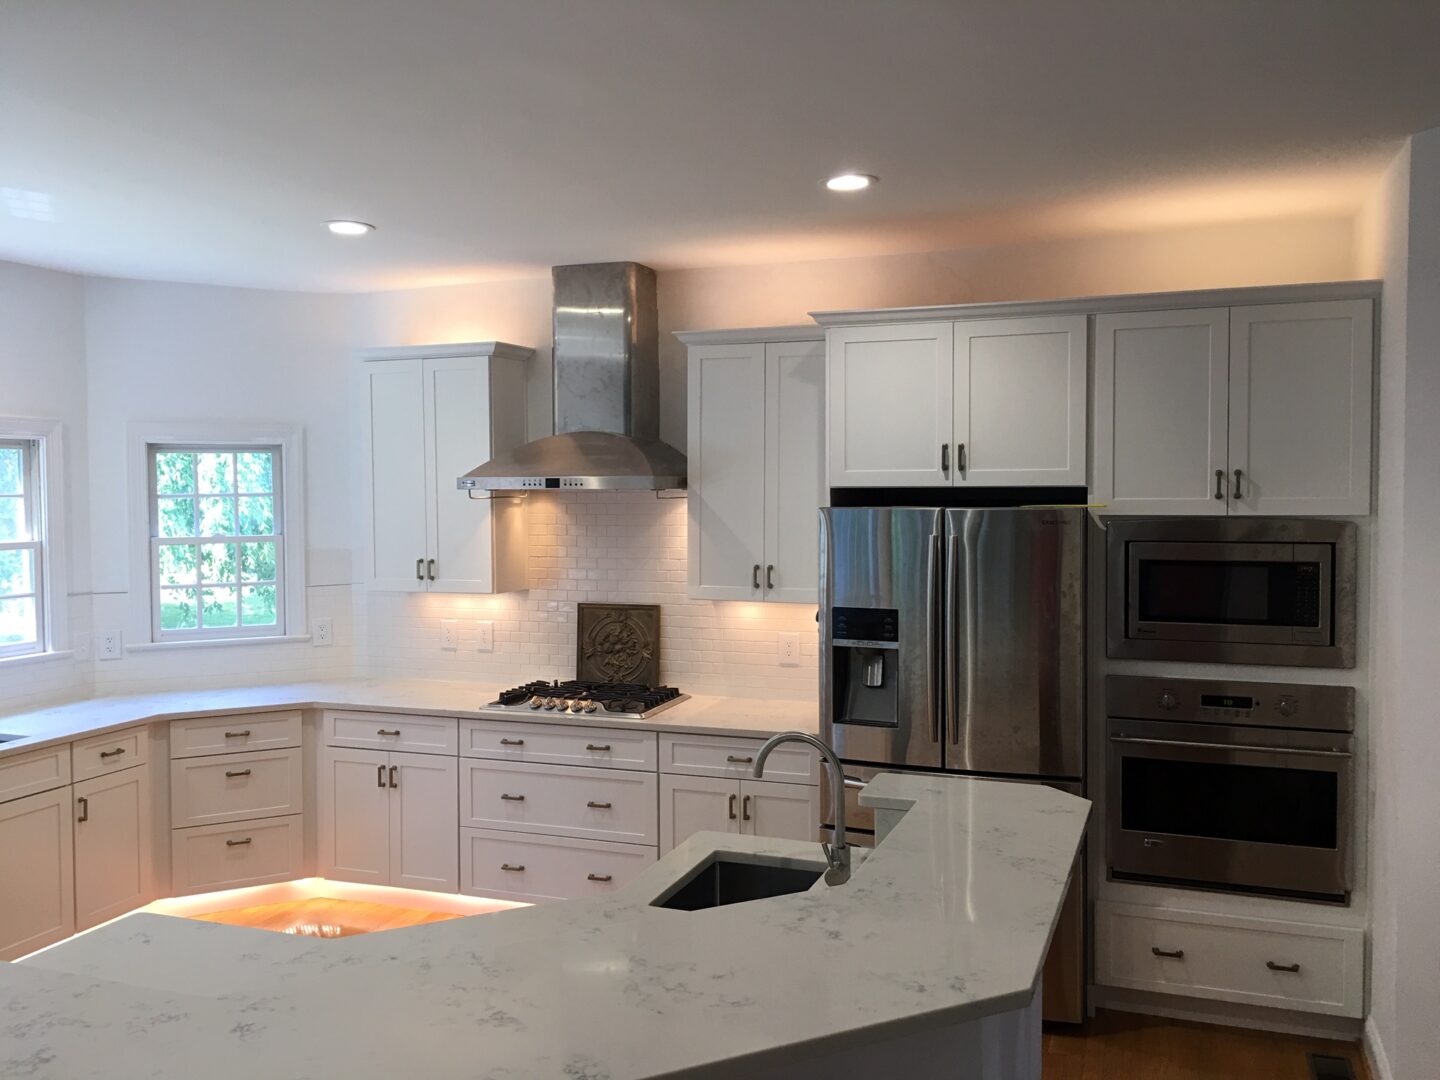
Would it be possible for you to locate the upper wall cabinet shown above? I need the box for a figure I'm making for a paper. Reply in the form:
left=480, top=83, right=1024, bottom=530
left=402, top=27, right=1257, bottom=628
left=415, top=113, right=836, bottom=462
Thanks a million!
left=1094, top=300, right=1373, bottom=516
left=359, top=343, right=532, bottom=593
left=826, top=316, right=1087, bottom=488
left=682, top=330, right=824, bottom=603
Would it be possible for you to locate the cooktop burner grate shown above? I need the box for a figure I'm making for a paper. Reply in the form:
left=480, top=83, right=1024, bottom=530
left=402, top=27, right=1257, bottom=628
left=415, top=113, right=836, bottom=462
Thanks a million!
left=490, top=680, right=687, bottom=718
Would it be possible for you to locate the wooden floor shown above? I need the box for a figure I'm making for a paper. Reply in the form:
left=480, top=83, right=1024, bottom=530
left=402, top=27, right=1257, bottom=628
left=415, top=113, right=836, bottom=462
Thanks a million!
left=1044, top=1009, right=1370, bottom=1080
left=190, top=896, right=462, bottom=938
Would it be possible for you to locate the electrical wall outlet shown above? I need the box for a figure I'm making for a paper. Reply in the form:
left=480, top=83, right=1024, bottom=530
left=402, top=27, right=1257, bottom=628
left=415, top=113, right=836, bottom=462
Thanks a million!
left=312, top=618, right=334, bottom=647
left=475, top=620, right=494, bottom=652
left=441, top=619, right=459, bottom=651
left=98, top=630, right=123, bottom=661
left=778, top=631, right=801, bottom=666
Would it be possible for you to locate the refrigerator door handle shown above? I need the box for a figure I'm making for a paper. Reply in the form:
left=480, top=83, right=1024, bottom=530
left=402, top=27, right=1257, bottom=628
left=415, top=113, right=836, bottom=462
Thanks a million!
left=926, top=533, right=942, bottom=744
left=945, top=532, right=960, bottom=750
left=946, top=518, right=979, bottom=749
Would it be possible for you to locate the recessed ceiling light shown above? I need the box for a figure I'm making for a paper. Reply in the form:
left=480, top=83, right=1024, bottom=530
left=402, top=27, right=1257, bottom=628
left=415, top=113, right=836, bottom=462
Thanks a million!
left=824, top=173, right=877, bottom=192
left=325, top=219, right=375, bottom=236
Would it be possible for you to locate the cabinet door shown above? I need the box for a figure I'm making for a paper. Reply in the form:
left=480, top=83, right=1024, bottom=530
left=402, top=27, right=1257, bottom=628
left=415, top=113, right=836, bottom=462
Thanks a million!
left=659, top=774, right=738, bottom=853
left=1093, top=309, right=1230, bottom=515
left=739, top=780, right=820, bottom=842
left=687, top=343, right=766, bottom=599
left=0, top=787, right=74, bottom=961
left=827, top=323, right=954, bottom=487
left=426, top=357, right=500, bottom=593
left=764, top=340, right=825, bottom=603
left=389, top=752, right=459, bottom=893
left=1228, top=301, right=1373, bottom=516
left=362, top=358, right=430, bottom=591
left=953, top=316, right=1088, bottom=487
left=318, top=747, right=391, bottom=886
left=74, top=765, right=152, bottom=930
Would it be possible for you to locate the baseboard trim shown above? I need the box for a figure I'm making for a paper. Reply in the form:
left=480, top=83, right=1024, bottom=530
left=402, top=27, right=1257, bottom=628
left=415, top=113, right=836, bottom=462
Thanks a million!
left=1363, top=1015, right=1394, bottom=1080
left=1092, top=986, right=1364, bottom=1042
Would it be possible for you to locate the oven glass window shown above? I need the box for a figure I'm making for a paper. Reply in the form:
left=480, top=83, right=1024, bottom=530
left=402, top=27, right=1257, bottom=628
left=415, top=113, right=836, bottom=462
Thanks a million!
left=1137, top=560, right=1321, bottom=628
left=1120, top=757, right=1338, bottom=848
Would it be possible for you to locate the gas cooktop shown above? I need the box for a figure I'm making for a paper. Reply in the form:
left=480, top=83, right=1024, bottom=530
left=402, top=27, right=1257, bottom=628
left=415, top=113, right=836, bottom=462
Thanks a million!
left=487, top=680, right=689, bottom=720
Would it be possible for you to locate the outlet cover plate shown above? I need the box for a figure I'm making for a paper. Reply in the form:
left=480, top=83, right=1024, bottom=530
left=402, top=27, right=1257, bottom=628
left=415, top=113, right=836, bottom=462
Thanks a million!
left=475, top=621, right=494, bottom=652
left=778, top=631, right=801, bottom=666
left=441, top=619, right=459, bottom=651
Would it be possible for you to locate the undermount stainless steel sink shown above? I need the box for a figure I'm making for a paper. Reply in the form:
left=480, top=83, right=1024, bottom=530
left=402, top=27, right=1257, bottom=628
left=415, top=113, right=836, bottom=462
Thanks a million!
left=651, top=856, right=824, bottom=912
left=0, top=735, right=24, bottom=744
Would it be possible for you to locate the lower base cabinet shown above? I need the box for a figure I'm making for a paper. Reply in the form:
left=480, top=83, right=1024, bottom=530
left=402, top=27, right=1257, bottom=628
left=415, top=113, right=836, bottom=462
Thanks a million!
left=461, top=828, right=657, bottom=904
left=0, top=786, right=75, bottom=961
left=73, top=764, right=153, bottom=930
left=659, top=775, right=821, bottom=853
left=170, top=815, right=305, bottom=895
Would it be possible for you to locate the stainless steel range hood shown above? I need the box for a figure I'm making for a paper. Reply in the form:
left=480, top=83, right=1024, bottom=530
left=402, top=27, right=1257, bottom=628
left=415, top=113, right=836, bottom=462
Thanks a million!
left=458, top=262, right=686, bottom=492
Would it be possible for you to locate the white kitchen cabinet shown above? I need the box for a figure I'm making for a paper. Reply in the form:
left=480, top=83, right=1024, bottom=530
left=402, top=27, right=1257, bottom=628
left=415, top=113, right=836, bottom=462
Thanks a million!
left=1093, top=308, right=1230, bottom=515
left=659, top=774, right=820, bottom=853
left=73, top=764, right=153, bottom=930
left=359, top=342, right=532, bottom=594
left=0, top=786, right=75, bottom=961
left=683, top=331, right=824, bottom=602
left=739, top=779, right=820, bottom=843
left=460, top=828, right=656, bottom=904
left=952, top=316, right=1087, bottom=487
left=826, top=322, right=954, bottom=487
left=1228, top=301, right=1373, bottom=516
left=318, top=746, right=458, bottom=892
left=1094, top=300, right=1373, bottom=516
left=170, top=815, right=305, bottom=896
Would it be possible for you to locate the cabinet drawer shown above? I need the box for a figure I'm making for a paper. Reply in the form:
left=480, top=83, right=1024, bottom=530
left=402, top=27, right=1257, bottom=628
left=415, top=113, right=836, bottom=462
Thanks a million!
left=72, top=726, right=149, bottom=781
left=170, top=815, right=305, bottom=895
left=461, top=828, right=656, bottom=904
left=0, top=744, right=71, bottom=804
left=461, top=760, right=658, bottom=846
left=659, top=733, right=818, bottom=784
left=325, top=711, right=459, bottom=755
left=462, top=719, right=657, bottom=771
left=1096, top=901, right=1365, bottom=1018
left=169, top=748, right=304, bottom=828
left=170, top=711, right=301, bottom=758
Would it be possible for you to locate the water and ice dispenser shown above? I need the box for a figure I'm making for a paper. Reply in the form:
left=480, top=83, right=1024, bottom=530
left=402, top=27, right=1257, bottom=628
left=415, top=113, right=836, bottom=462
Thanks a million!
left=830, top=607, right=900, bottom=728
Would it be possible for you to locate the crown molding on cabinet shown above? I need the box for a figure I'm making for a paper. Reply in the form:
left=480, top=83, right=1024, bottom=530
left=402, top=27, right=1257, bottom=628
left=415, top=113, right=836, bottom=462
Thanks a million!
left=673, top=325, right=824, bottom=346
left=355, top=341, right=535, bottom=363
left=809, top=279, right=1382, bottom=327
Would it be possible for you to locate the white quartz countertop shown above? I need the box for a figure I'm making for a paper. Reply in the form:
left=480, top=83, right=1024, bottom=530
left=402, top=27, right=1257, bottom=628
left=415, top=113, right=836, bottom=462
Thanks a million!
left=0, top=679, right=819, bottom=756
left=2, top=774, right=1089, bottom=1079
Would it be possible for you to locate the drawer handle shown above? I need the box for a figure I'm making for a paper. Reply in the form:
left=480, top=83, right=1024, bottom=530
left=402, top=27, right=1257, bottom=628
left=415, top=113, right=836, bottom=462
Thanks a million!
left=378, top=764, right=387, bottom=788
left=728, top=793, right=737, bottom=820
left=586, top=744, right=611, bottom=752
left=586, top=800, right=613, bottom=809
left=742, top=794, right=751, bottom=821
left=587, top=873, right=613, bottom=883
left=726, top=755, right=753, bottom=764
left=77, top=796, right=89, bottom=823
left=99, top=747, right=127, bottom=759
left=389, top=765, right=398, bottom=789
left=226, top=838, right=253, bottom=847
left=377, top=729, right=402, bottom=737
left=225, top=769, right=252, bottom=778
left=1151, top=947, right=1185, bottom=960
left=224, top=730, right=251, bottom=739
left=500, top=793, right=526, bottom=802
left=500, top=863, right=525, bottom=872
left=499, top=738, right=525, bottom=746
left=1266, top=960, right=1301, bottom=973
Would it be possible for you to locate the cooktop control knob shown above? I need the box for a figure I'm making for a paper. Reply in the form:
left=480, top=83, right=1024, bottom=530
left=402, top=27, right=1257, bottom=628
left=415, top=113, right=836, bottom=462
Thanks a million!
left=1157, top=690, right=1179, bottom=711
left=529, top=698, right=544, bottom=710
left=1277, top=697, right=1299, bottom=718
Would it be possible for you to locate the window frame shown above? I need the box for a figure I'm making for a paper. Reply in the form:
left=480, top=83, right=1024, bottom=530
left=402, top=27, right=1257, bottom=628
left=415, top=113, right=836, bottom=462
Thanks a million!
left=0, top=437, right=45, bottom=658
left=146, top=444, right=287, bottom=642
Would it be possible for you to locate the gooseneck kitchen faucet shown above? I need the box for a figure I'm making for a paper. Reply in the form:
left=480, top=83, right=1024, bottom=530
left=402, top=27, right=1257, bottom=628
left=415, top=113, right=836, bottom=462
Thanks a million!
left=754, top=732, right=853, bottom=886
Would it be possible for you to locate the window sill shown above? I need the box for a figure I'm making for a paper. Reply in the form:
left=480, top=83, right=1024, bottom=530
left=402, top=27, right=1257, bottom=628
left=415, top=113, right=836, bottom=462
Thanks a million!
left=0, top=649, right=76, bottom=670
left=127, top=634, right=312, bottom=653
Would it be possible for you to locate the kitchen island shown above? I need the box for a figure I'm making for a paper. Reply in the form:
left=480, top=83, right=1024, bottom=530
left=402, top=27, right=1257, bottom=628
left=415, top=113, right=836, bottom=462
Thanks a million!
left=0, top=772, right=1088, bottom=1080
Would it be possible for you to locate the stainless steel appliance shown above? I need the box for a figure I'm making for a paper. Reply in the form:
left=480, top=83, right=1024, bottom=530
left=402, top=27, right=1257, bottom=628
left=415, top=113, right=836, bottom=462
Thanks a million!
left=1106, top=517, right=1357, bottom=667
left=818, top=506, right=1088, bottom=1022
left=1106, top=674, right=1354, bottom=903
left=486, top=680, right=688, bottom=720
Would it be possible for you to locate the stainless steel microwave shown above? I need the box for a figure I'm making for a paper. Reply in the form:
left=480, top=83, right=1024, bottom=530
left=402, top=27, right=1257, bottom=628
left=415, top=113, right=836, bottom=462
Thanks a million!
left=1106, top=518, right=1357, bottom=668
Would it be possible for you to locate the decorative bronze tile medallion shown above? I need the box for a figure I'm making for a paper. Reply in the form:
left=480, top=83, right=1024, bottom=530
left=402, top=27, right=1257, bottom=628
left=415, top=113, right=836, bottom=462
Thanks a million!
left=576, top=603, right=661, bottom=685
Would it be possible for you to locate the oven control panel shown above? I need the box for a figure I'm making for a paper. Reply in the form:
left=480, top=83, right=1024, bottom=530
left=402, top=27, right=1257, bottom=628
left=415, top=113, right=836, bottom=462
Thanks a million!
left=1107, top=674, right=1354, bottom=733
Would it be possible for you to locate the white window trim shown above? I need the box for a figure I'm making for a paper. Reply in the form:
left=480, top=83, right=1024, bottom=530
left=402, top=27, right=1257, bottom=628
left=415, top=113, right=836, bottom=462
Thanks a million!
left=127, top=421, right=307, bottom=649
left=0, top=418, right=68, bottom=662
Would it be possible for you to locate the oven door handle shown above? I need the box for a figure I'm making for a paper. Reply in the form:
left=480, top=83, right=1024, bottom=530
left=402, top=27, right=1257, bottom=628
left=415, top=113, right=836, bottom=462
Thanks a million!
left=1109, top=734, right=1351, bottom=759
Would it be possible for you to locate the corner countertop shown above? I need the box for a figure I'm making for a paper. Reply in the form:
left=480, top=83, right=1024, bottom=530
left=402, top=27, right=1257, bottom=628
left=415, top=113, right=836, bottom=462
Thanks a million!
left=3, top=773, right=1090, bottom=1079
left=0, top=679, right=819, bottom=757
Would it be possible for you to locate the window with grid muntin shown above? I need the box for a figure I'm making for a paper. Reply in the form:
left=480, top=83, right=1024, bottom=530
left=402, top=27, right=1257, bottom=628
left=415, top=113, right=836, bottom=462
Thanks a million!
left=0, top=440, right=44, bottom=657
left=150, top=447, right=284, bottom=639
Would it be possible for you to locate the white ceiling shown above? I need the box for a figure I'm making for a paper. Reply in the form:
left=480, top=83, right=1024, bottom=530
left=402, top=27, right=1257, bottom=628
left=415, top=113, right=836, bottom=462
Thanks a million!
left=3, top=1, right=1439, bottom=292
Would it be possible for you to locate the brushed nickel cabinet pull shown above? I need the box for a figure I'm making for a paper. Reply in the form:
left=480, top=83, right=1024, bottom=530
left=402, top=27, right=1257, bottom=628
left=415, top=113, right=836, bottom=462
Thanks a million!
left=76, top=796, right=89, bottom=823
left=416, top=558, right=425, bottom=581
left=752, top=563, right=761, bottom=589
left=427, top=558, right=436, bottom=581
left=500, top=863, right=525, bottom=872
left=1214, top=469, right=1225, bottom=499
left=225, top=769, right=252, bottom=778
left=377, top=728, right=402, bottom=736
left=500, top=793, right=525, bottom=802
left=726, top=755, right=753, bottom=764
left=585, top=744, right=611, bottom=752
left=586, top=800, right=612, bottom=809
left=742, top=794, right=752, bottom=821
left=378, top=764, right=386, bottom=788
left=1266, top=960, right=1300, bottom=973
left=224, top=730, right=251, bottom=739
left=226, top=837, right=253, bottom=847
left=728, top=793, right=737, bottom=820
left=99, top=747, right=126, bottom=759
left=766, top=564, right=775, bottom=590
left=389, top=765, right=398, bottom=788
left=499, top=738, right=525, bottom=746
left=1151, top=947, right=1185, bottom=960
left=1234, top=468, right=1245, bottom=499
left=587, top=873, right=613, bottom=883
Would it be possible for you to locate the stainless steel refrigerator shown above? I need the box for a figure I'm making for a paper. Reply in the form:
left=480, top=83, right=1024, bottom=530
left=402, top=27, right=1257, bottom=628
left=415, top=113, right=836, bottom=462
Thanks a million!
left=819, top=506, right=1088, bottom=1022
